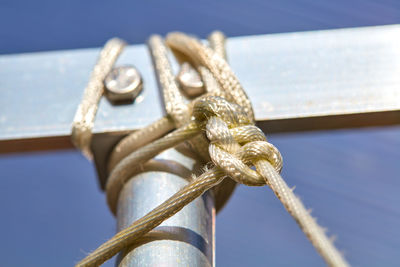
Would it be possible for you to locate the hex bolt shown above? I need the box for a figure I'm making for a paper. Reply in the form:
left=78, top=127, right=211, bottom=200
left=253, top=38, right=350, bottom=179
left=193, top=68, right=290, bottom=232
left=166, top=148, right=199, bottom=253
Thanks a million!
left=177, top=62, right=204, bottom=98
left=104, top=65, right=143, bottom=103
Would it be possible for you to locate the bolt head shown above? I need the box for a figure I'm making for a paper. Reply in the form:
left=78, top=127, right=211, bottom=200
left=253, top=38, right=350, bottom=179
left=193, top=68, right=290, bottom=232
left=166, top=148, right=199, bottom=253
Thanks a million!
left=104, top=66, right=143, bottom=103
left=177, top=63, right=204, bottom=98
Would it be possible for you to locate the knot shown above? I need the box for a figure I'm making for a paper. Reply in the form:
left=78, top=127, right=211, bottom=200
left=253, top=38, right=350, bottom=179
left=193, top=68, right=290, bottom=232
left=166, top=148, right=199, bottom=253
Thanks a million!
left=77, top=32, right=348, bottom=267
left=192, top=95, right=252, bottom=127
left=192, top=96, right=283, bottom=186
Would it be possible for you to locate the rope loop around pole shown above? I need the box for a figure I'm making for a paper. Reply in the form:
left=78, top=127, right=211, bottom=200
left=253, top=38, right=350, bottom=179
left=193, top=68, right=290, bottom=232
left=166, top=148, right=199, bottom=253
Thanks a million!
left=77, top=95, right=284, bottom=267
left=76, top=32, right=349, bottom=267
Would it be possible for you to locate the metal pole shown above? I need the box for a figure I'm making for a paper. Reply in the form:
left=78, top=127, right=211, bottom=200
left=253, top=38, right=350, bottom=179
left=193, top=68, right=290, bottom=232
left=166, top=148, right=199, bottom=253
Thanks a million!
left=115, top=148, right=215, bottom=267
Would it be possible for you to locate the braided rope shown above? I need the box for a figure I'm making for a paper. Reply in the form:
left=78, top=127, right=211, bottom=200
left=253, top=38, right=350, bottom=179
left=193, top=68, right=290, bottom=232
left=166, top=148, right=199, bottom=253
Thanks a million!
left=147, top=31, right=238, bottom=211
left=166, top=32, right=254, bottom=120
left=77, top=95, right=348, bottom=267
left=76, top=33, right=349, bottom=267
left=148, top=35, right=189, bottom=126
left=104, top=32, right=235, bottom=214
left=71, top=38, right=126, bottom=159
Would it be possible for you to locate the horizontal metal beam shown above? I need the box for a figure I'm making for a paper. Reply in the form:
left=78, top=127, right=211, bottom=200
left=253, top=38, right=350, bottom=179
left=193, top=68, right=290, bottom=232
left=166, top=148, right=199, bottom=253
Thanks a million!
left=1, top=24, right=400, bottom=154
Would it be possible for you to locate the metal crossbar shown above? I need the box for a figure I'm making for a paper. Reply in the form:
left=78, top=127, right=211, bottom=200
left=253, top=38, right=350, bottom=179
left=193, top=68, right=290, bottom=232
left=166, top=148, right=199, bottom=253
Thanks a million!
left=1, top=25, right=399, bottom=154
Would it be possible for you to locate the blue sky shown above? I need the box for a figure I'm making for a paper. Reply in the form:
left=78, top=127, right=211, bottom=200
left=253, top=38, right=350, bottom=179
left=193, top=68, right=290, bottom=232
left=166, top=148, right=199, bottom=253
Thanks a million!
left=0, top=1, right=399, bottom=266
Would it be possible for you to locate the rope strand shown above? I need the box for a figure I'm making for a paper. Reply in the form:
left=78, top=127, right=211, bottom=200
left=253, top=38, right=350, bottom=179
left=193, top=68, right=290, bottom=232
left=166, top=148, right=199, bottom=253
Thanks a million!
left=76, top=32, right=349, bottom=267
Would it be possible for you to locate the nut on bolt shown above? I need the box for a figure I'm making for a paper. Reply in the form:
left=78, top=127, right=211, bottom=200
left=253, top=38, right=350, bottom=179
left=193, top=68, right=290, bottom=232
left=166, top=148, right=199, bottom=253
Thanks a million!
left=104, top=65, right=143, bottom=103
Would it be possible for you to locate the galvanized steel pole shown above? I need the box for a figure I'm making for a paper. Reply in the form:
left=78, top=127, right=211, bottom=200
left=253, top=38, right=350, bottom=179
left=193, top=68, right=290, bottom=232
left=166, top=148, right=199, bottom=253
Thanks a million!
left=115, top=148, right=215, bottom=267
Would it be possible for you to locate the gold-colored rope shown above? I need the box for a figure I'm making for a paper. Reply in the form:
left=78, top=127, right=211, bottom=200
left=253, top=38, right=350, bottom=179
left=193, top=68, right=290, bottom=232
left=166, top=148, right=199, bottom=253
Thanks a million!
left=71, top=38, right=126, bottom=159
left=76, top=32, right=349, bottom=267
left=107, top=31, right=228, bottom=172
left=107, top=31, right=237, bottom=211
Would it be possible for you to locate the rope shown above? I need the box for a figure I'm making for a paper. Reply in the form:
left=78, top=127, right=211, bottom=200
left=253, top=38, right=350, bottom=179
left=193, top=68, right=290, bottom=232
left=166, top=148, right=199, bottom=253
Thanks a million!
left=76, top=32, right=349, bottom=267
left=105, top=32, right=235, bottom=213
left=71, top=38, right=126, bottom=159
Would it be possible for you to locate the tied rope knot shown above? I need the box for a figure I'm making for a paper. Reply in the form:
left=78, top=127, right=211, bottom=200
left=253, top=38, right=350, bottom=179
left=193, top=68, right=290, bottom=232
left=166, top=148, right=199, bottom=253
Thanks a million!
left=193, top=96, right=283, bottom=186
left=78, top=96, right=285, bottom=267
left=77, top=32, right=349, bottom=267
